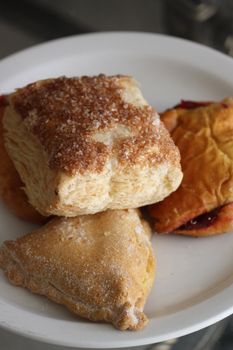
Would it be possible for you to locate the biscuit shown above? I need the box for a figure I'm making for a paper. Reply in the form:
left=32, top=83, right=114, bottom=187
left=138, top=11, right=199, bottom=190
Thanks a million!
left=3, top=75, right=182, bottom=216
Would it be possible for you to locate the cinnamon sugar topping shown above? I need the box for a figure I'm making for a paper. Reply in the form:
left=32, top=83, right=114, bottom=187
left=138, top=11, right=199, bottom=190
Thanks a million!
left=12, top=75, right=177, bottom=174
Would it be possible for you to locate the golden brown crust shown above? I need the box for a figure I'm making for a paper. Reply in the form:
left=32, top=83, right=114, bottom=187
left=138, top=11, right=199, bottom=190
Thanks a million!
left=11, top=75, right=179, bottom=175
left=0, top=99, right=46, bottom=224
left=149, top=98, right=233, bottom=235
left=0, top=209, right=155, bottom=330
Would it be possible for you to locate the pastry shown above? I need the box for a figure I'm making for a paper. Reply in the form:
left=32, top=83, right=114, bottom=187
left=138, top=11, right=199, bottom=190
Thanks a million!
left=149, top=99, right=233, bottom=236
left=3, top=75, right=182, bottom=216
left=0, top=209, right=155, bottom=330
left=0, top=96, right=45, bottom=224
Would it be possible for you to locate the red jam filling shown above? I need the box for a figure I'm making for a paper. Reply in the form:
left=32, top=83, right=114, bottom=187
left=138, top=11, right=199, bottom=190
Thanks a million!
left=0, top=95, right=7, bottom=107
left=178, top=207, right=221, bottom=231
left=174, top=100, right=213, bottom=109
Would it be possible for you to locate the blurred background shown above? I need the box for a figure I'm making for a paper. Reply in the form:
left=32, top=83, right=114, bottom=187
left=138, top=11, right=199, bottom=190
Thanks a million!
left=0, top=0, right=233, bottom=349
left=1, top=0, right=233, bottom=58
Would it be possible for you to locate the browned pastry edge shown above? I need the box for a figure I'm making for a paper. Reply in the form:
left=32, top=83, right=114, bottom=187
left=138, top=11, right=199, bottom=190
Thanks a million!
left=174, top=202, right=233, bottom=236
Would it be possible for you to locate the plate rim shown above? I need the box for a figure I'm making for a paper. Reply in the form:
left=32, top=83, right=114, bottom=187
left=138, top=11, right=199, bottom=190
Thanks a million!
left=0, top=282, right=233, bottom=348
left=0, top=31, right=233, bottom=348
left=1, top=30, right=233, bottom=65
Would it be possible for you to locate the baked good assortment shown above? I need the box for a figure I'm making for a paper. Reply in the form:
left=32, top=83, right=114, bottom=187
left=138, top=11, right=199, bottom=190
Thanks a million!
left=1, top=73, right=232, bottom=332
left=149, top=99, right=233, bottom=236
left=0, top=209, right=155, bottom=330
left=0, top=96, right=46, bottom=224
left=1, top=74, right=181, bottom=331
left=3, top=75, right=182, bottom=216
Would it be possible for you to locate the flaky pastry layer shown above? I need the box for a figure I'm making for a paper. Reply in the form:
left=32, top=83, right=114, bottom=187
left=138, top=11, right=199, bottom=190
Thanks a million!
left=149, top=98, right=233, bottom=236
left=0, top=98, right=45, bottom=223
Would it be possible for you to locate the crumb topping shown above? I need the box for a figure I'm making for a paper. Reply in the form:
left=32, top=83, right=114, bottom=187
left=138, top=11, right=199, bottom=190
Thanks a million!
left=12, top=75, right=177, bottom=174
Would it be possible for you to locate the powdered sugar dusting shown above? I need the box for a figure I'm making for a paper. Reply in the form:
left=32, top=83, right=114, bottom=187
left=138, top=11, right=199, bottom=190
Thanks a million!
left=151, top=114, right=161, bottom=127
left=57, top=219, right=90, bottom=244
left=135, top=225, right=143, bottom=235
left=126, top=305, right=139, bottom=325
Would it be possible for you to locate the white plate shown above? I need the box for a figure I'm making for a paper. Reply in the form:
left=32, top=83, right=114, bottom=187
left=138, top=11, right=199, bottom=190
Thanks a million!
left=0, top=32, right=233, bottom=349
